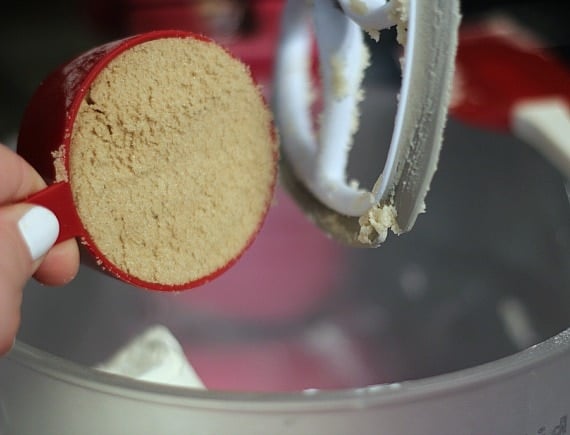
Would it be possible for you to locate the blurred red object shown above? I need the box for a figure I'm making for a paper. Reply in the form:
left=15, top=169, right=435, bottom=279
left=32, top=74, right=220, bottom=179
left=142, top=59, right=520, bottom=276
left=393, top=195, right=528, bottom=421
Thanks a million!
left=85, top=0, right=285, bottom=86
left=451, top=18, right=570, bottom=131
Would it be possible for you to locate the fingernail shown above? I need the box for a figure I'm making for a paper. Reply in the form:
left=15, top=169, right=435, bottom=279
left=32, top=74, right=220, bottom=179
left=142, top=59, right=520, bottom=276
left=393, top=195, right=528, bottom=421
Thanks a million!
left=18, top=206, right=60, bottom=261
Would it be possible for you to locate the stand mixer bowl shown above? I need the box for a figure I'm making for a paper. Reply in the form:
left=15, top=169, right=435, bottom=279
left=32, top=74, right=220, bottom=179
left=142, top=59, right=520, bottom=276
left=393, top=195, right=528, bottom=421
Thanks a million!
left=1, top=85, right=569, bottom=433
left=1, top=1, right=569, bottom=432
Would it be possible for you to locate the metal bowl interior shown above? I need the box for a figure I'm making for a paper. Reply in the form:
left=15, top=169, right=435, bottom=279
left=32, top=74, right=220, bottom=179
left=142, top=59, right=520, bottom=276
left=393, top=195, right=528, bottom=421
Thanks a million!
left=2, top=86, right=569, bottom=434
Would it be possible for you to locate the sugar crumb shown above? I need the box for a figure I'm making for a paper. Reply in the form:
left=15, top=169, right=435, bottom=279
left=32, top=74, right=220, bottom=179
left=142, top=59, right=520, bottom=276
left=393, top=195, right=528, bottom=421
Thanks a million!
left=51, top=144, right=68, bottom=182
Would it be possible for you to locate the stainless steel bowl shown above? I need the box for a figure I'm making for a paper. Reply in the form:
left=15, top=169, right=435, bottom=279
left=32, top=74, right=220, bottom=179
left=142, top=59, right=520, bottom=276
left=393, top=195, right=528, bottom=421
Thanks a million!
left=1, top=83, right=569, bottom=433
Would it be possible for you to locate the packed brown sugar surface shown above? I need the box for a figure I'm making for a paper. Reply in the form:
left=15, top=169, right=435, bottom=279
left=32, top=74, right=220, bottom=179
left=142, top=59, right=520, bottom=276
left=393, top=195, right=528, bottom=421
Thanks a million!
left=69, top=37, right=277, bottom=286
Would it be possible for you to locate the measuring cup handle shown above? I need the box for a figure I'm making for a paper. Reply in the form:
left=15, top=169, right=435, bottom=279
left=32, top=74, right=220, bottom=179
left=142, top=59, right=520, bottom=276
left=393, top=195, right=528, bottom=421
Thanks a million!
left=23, top=182, right=83, bottom=244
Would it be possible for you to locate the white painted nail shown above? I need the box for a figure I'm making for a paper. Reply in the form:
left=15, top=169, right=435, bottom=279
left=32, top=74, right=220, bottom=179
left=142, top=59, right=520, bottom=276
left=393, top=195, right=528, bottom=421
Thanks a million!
left=17, top=206, right=60, bottom=261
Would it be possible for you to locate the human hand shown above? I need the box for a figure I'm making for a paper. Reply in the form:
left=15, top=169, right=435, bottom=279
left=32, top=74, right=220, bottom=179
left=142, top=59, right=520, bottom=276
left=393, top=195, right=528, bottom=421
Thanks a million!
left=0, top=143, right=79, bottom=356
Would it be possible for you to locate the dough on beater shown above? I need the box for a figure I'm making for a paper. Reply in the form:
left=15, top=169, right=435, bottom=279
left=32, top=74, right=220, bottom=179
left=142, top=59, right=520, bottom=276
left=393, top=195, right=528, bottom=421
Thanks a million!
left=358, top=202, right=401, bottom=244
left=348, top=0, right=369, bottom=16
left=389, top=0, right=409, bottom=45
left=358, top=0, right=409, bottom=245
left=69, top=37, right=277, bottom=286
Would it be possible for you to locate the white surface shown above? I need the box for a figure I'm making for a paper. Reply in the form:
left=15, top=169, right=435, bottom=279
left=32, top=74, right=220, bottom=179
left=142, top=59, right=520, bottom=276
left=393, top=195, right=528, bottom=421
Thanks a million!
left=512, top=98, right=570, bottom=179
left=337, top=0, right=394, bottom=32
left=96, top=325, right=205, bottom=389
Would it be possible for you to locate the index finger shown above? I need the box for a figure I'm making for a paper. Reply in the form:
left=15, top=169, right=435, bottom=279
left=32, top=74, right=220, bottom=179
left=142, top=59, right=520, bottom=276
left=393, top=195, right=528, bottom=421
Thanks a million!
left=0, top=143, right=46, bottom=204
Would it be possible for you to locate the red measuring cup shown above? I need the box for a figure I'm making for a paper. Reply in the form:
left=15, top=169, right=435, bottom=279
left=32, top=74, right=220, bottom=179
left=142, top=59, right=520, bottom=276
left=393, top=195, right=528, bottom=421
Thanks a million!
left=17, top=29, right=276, bottom=291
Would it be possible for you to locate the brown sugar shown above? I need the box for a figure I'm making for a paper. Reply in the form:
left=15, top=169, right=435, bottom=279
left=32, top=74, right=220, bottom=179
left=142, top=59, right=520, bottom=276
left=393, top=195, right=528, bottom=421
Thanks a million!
left=69, top=37, right=277, bottom=286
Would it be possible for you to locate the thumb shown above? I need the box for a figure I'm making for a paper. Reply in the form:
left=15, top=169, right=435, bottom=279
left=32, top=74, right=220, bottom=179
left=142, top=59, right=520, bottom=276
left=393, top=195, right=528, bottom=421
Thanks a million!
left=0, top=204, right=59, bottom=355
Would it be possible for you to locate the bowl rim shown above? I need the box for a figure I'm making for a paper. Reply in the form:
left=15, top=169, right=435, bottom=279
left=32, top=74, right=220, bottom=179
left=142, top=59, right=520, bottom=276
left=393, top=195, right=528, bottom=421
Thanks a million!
left=7, top=326, right=570, bottom=412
